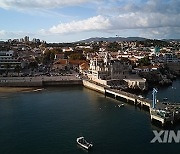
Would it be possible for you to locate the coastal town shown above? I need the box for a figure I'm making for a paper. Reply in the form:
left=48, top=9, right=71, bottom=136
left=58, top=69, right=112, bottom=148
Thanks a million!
left=1, top=36, right=180, bottom=126
left=0, top=36, right=180, bottom=90
left=1, top=0, right=180, bottom=153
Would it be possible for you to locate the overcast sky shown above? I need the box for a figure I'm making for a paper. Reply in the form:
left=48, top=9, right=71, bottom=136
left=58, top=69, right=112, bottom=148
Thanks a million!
left=0, top=0, right=179, bottom=42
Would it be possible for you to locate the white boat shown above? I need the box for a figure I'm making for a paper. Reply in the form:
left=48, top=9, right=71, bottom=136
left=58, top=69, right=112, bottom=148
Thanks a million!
left=118, top=104, right=124, bottom=107
left=33, top=88, right=43, bottom=92
left=138, top=95, right=144, bottom=99
left=77, top=137, right=93, bottom=150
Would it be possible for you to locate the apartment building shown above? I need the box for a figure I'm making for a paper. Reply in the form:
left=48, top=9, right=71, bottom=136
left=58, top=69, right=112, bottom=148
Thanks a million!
left=0, top=50, right=21, bottom=71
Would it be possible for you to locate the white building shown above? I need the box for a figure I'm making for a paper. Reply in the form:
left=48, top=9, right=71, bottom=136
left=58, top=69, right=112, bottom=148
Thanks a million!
left=0, top=50, right=21, bottom=71
left=62, top=47, right=74, bottom=52
left=88, top=52, right=131, bottom=82
left=123, top=78, right=147, bottom=91
left=164, top=53, right=179, bottom=63
left=87, top=52, right=147, bottom=90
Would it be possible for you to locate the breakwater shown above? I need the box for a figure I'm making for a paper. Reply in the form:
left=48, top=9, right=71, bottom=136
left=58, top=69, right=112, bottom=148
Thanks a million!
left=82, top=80, right=105, bottom=93
left=83, top=79, right=180, bottom=127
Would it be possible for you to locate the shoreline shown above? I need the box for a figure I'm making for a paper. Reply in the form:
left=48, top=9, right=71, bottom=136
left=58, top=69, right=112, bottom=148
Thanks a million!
left=0, top=77, right=179, bottom=94
left=0, top=87, right=37, bottom=93
left=0, top=76, right=82, bottom=87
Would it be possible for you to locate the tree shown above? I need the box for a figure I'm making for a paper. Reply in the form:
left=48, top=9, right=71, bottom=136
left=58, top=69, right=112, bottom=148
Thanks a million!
left=107, top=42, right=120, bottom=52
left=35, top=57, right=40, bottom=64
left=69, top=53, right=85, bottom=60
left=42, top=49, right=56, bottom=64
left=42, top=49, right=51, bottom=64
left=14, top=64, right=22, bottom=76
left=50, top=52, right=55, bottom=61
left=28, top=61, right=38, bottom=71
left=5, top=63, right=11, bottom=76
left=138, top=56, right=151, bottom=66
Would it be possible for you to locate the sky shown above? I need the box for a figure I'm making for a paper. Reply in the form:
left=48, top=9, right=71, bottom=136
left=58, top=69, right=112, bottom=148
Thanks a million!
left=0, top=0, right=179, bottom=42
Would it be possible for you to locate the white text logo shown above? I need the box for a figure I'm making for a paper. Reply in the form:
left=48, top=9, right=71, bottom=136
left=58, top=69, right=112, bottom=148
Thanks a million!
left=151, top=130, right=180, bottom=143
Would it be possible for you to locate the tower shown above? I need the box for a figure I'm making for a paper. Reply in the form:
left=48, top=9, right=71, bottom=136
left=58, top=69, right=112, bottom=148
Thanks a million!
left=152, top=88, right=158, bottom=109
left=104, top=52, right=110, bottom=66
left=24, top=36, right=29, bottom=42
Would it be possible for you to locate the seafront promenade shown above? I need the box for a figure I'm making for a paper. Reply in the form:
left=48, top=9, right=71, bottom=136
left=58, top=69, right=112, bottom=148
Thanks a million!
left=0, top=75, right=82, bottom=87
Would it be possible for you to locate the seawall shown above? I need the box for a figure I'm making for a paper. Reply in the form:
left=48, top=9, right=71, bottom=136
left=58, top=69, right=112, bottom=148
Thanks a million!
left=43, top=80, right=82, bottom=86
left=0, top=76, right=82, bottom=87
left=82, top=80, right=105, bottom=94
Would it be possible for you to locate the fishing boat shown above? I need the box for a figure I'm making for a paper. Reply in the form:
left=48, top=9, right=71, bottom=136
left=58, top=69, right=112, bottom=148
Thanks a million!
left=76, top=137, right=93, bottom=150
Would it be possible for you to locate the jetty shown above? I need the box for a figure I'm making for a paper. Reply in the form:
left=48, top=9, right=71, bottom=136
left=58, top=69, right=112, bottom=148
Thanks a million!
left=83, top=80, right=180, bottom=127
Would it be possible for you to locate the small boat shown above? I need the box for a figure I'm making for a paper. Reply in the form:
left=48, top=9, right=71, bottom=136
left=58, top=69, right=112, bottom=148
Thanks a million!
left=138, top=95, right=144, bottom=99
left=33, top=88, right=43, bottom=92
left=163, top=97, right=168, bottom=101
left=118, top=104, right=124, bottom=107
left=77, top=137, right=93, bottom=150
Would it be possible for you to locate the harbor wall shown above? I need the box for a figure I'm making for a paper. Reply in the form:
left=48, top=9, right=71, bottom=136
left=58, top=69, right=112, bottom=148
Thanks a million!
left=0, top=80, right=43, bottom=87
left=0, top=77, right=82, bottom=87
left=43, top=80, right=82, bottom=86
left=82, top=80, right=105, bottom=94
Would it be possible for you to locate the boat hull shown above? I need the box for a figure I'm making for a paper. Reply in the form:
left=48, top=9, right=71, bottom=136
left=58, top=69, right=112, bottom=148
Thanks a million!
left=77, top=137, right=93, bottom=150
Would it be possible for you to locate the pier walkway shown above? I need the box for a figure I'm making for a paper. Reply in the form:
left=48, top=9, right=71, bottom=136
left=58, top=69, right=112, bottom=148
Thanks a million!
left=83, top=80, right=180, bottom=127
left=105, top=88, right=151, bottom=108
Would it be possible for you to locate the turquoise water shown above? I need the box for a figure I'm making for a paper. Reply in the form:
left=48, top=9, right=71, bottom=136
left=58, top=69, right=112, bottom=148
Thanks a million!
left=0, top=85, right=180, bottom=154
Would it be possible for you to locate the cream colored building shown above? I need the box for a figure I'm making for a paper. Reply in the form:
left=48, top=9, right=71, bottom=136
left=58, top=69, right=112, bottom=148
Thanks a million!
left=0, top=50, right=21, bottom=71
left=88, top=52, right=131, bottom=81
left=123, top=78, right=147, bottom=91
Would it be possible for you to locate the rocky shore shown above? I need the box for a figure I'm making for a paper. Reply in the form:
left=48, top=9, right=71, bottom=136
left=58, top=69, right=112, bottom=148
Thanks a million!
left=139, top=70, right=176, bottom=88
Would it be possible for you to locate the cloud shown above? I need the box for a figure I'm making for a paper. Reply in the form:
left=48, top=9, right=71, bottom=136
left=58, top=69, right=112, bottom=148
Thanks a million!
left=0, top=30, right=6, bottom=36
left=139, top=27, right=180, bottom=39
left=48, top=15, right=111, bottom=34
left=1, top=0, right=180, bottom=40
left=42, top=0, right=180, bottom=39
left=98, top=0, right=180, bottom=15
left=45, top=12, right=180, bottom=35
left=0, top=30, right=35, bottom=40
left=0, top=0, right=96, bottom=9
left=112, top=13, right=180, bottom=29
